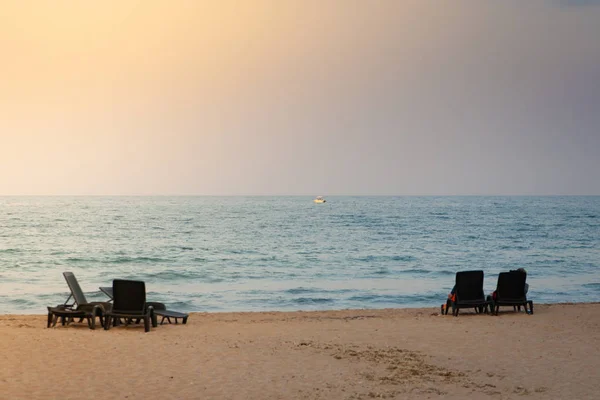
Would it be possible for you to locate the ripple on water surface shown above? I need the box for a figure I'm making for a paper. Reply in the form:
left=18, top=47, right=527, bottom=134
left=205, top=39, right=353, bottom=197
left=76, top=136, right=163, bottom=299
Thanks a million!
left=0, top=196, right=599, bottom=314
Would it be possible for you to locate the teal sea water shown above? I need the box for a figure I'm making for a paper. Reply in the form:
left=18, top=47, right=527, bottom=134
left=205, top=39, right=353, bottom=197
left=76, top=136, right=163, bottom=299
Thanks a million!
left=0, top=196, right=598, bottom=314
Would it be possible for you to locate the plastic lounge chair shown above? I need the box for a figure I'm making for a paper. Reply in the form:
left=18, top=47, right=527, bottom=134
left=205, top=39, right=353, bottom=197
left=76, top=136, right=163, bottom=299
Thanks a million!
left=446, top=270, right=490, bottom=316
left=104, top=280, right=157, bottom=333
left=47, top=304, right=104, bottom=329
left=147, top=302, right=189, bottom=325
left=63, top=272, right=112, bottom=312
left=96, top=288, right=188, bottom=326
left=491, top=272, right=534, bottom=315
left=46, top=272, right=111, bottom=329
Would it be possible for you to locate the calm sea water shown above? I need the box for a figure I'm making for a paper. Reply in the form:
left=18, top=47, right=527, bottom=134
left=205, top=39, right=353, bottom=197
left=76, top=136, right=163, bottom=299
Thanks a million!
left=0, top=196, right=598, bottom=314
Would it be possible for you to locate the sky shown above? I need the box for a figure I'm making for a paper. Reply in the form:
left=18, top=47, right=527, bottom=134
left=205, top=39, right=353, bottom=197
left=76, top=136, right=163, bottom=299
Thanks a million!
left=1, top=0, right=599, bottom=196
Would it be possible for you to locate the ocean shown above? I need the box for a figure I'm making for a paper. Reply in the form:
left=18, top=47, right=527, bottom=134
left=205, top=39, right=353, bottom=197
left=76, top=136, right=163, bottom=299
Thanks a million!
left=0, top=196, right=598, bottom=314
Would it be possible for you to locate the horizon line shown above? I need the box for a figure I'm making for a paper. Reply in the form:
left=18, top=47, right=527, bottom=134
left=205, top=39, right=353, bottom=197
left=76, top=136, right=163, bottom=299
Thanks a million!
left=1, top=194, right=599, bottom=197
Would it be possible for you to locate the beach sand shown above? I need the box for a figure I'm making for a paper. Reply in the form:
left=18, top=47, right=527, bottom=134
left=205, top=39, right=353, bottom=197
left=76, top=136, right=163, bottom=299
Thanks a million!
left=1, top=303, right=599, bottom=400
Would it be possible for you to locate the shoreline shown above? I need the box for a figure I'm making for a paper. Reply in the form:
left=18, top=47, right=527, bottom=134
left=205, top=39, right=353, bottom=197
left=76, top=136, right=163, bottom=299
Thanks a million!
left=2, top=303, right=599, bottom=399
left=2, top=300, right=600, bottom=318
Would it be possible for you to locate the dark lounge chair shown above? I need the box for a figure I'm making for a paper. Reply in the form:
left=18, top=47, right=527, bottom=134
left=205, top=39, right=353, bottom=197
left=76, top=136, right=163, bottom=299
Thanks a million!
left=446, top=270, right=490, bottom=316
left=46, top=272, right=111, bottom=330
left=491, top=271, right=533, bottom=315
left=62, top=272, right=112, bottom=312
left=104, top=279, right=157, bottom=332
left=98, top=287, right=189, bottom=326
left=147, top=302, right=189, bottom=325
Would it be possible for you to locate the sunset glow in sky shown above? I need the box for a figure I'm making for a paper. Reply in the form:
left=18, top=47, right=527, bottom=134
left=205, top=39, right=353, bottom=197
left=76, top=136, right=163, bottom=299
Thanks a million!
left=2, top=0, right=599, bottom=195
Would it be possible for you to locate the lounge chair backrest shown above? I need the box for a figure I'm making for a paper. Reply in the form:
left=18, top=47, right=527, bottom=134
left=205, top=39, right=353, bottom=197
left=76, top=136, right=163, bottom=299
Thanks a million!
left=455, top=270, right=485, bottom=301
left=63, top=272, right=89, bottom=306
left=112, top=279, right=147, bottom=314
left=496, top=271, right=526, bottom=300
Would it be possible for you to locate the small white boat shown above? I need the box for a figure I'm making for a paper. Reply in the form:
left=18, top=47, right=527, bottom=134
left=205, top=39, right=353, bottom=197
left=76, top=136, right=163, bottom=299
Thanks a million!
left=313, top=196, right=326, bottom=204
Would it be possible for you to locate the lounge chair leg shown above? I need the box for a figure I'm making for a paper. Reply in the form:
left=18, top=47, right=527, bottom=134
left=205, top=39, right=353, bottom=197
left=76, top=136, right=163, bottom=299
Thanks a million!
left=182, top=316, right=188, bottom=324
left=144, top=317, right=150, bottom=333
left=47, top=311, right=53, bottom=328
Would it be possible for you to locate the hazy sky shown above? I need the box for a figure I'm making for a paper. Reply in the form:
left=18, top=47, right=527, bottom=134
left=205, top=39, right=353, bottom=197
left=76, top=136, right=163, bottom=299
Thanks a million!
left=1, top=0, right=599, bottom=195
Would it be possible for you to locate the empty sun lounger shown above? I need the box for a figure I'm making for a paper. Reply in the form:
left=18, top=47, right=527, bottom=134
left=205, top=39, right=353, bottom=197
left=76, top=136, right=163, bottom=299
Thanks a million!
left=98, top=287, right=189, bottom=326
left=47, top=272, right=112, bottom=330
left=104, top=279, right=157, bottom=333
left=62, top=272, right=112, bottom=312
left=147, top=302, right=189, bottom=325
left=47, top=304, right=104, bottom=330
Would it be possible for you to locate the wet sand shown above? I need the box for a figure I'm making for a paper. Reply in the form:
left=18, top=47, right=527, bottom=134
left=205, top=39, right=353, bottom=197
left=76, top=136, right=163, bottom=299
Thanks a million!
left=1, top=303, right=599, bottom=399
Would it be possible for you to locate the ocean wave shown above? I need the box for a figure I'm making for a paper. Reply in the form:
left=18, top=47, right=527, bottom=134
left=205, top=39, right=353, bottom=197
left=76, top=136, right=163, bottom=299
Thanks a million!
left=499, top=245, right=530, bottom=250
left=34, top=293, right=61, bottom=300
left=159, top=300, right=195, bottom=311
left=65, top=257, right=98, bottom=263
left=227, top=249, right=260, bottom=255
left=142, top=269, right=223, bottom=282
left=355, top=255, right=417, bottom=263
left=257, top=256, right=277, bottom=262
left=347, top=293, right=440, bottom=304
left=0, top=248, right=22, bottom=254
left=111, top=256, right=172, bottom=264
left=284, top=287, right=353, bottom=295
left=400, top=268, right=431, bottom=275
left=582, top=283, right=600, bottom=290
left=293, top=297, right=335, bottom=304
left=6, top=297, right=38, bottom=307
left=372, top=268, right=389, bottom=275
left=435, top=270, right=458, bottom=276
left=285, top=287, right=316, bottom=295
left=64, top=256, right=172, bottom=264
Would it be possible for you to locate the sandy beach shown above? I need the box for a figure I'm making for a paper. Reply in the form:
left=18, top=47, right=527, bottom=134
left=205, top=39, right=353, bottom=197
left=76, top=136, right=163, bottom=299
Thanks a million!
left=1, top=303, right=599, bottom=400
